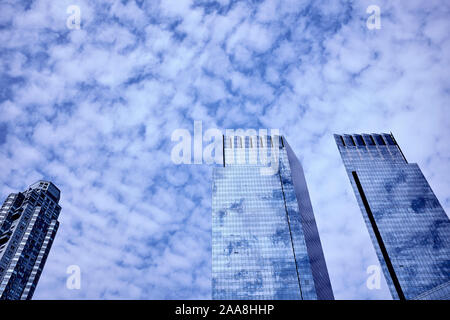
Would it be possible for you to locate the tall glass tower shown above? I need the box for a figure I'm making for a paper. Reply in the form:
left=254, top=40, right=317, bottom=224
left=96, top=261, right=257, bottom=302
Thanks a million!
left=0, top=180, right=61, bottom=300
left=335, top=133, right=450, bottom=300
left=212, top=135, right=333, bottom=300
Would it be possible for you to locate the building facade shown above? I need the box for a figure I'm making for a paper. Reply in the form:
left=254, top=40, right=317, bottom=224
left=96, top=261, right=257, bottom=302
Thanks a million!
left=0, top=181, right=61, bottom=300
left=212, top=135, right=333, bottom=300
left=335, top=133, right=450, bottom=300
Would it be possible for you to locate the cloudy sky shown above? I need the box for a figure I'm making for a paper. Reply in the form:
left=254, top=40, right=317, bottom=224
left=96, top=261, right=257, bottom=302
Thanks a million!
left=0, top=0, right=449, bottom=299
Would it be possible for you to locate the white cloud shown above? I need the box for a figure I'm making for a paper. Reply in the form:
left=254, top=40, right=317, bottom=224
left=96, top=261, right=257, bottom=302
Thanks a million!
left=0, top=0, right=448, bottom=300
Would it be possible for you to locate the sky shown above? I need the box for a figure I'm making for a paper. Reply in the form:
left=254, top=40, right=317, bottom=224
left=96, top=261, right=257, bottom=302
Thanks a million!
left=0, top=0, right=449, bottom=299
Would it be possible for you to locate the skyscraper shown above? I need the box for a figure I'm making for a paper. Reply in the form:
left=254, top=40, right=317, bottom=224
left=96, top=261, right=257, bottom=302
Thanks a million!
left=0, top=180, right=61, bottom=300
left=335, top=133, right=450, bottom=300
left=212, top=134, right=333, bottom=300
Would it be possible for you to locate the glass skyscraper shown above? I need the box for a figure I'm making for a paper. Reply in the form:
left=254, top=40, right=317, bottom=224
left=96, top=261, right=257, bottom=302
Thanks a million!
left=0, top=180, right=61, bottom=300
left=335, top=133, right=450, bottom=300
left=212, top=134, right=333, bottom=300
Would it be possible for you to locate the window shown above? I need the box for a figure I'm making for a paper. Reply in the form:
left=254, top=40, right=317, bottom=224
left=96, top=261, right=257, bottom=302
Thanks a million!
left=373, top=134, right=386, bottom=145
left=383, top=134, right=396, bottom=145
left=354, top=134, right=366, bottom=146
left=343, top=135, right=355, bottom=146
